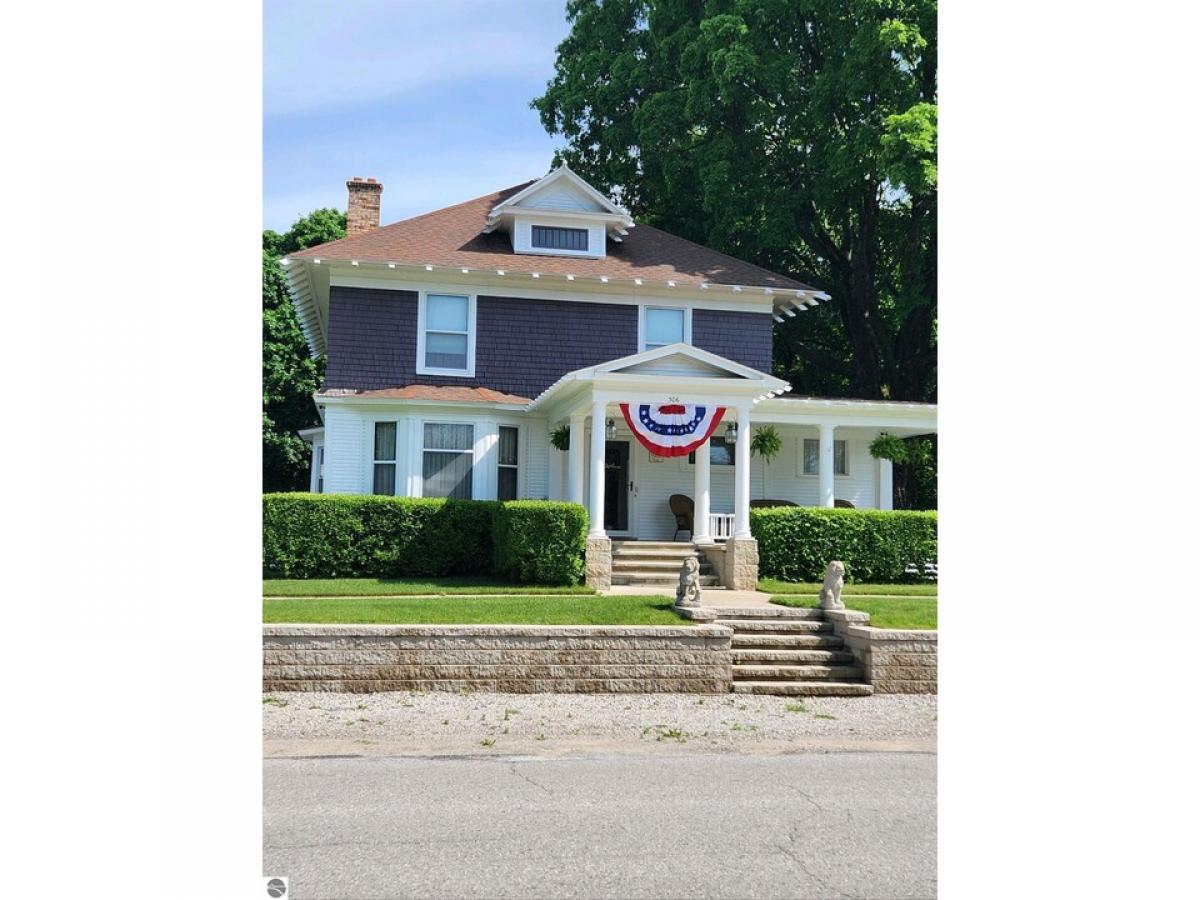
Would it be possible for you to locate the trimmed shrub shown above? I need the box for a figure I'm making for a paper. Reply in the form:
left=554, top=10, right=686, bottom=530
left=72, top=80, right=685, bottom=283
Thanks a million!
left=493, top=501, right=588, bottom=585
left=263, top=494, right=500, bottom=579
left=751, top=507, right=937, bottom=583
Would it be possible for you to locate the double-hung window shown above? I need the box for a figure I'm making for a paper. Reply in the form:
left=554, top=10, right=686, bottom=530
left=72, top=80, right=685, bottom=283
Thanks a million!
left=423, top=423, right=474, bottom=499
left=419, top=293, right=474, bottom=375
left=373, top=422, right=397, bottom=494
left=802, top=439, right=848, bottom=476
left=642, top=306, right=689, bottom=351
left=497, top=426, right=519, bottom=501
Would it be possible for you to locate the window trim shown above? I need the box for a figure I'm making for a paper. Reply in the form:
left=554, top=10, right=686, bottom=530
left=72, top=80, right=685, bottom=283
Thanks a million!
left=496, top=424, right=521, bottom=501
left=531, top=224, right=589, bottom=253
left=800, top=438, right=849, bottom=477
left=638, top=304, right=692, bottom=352
left=416, top=290, right=477, bottom=377
left=419, top=420, right=477, bottom=500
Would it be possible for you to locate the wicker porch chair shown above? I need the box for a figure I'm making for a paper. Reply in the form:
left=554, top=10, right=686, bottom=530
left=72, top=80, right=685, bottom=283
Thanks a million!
left=834, top=498, right=855, bottom=508
left=668, top=494, right=694, bottom=541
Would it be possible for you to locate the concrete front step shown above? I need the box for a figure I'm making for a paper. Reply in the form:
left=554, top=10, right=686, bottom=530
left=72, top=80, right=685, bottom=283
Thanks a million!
left=704, top=606, right=826, bottom=620
left=733, top=664, right=865, bottom=682
left=732, top=681, right=874, bottom=697
left=611, top=541, right=697, bottom=553
left=612, top=558, right=712, bottom=572
left=731, top=634, right=842, bottom=649
left=611, top=574, right=721, bottom=586
left=732, top=649, right=855, bottom=664
left=716, top=619, right=831, bottom=634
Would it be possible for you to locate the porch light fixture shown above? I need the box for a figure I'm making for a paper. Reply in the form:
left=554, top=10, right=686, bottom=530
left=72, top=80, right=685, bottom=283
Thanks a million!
left=725, top=422, right=738, bottom=444
left=605, top=418, right=617, bottom=440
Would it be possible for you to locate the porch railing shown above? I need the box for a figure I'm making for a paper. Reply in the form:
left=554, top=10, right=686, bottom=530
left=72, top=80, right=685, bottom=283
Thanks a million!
left=708, top=514, right=735, bottom=541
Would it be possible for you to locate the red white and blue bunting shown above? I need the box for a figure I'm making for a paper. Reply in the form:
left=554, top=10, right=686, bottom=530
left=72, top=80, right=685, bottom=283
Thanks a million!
left=619, top=402, right=726, bottom=457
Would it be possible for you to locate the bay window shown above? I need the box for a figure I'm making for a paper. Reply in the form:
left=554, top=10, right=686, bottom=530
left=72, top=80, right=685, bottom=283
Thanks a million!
left=497, top=426, right=519, bottom=500
left=423, top=423, right=474, bottom=499
left=373, top=422, right=397, bottom=494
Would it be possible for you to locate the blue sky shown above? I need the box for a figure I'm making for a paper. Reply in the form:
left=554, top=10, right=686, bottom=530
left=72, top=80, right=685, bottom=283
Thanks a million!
left=264, top=0, right=572, bottom=233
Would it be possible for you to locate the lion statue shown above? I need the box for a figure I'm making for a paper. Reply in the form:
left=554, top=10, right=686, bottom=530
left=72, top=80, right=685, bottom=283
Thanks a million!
left=818, top=560, right=846, bottom=610
left=675, top=556, right=702, bottom=607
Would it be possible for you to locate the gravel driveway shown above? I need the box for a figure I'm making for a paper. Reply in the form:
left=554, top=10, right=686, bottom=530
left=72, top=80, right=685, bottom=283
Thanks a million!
left=264, top=690, right=936, bottom=756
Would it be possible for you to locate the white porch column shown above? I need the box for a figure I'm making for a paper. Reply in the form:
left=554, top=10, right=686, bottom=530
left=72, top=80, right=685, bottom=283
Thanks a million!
left=568, top=413, right=585, bottom=505
left=818, top=423, right=836, bottom=508
left=878, top=454, right=894, bottom=511
left=733, top=405, right=752, bottom=539
left=693, top=436, right=712, bottom=542
left=587, top=399, right=607, bottom=537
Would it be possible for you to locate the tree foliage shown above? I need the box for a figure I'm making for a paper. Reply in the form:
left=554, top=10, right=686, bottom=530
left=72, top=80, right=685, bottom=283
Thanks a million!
left=262, top=209, right=345, bottom=491
left=534, top=0, right=937, bottom=402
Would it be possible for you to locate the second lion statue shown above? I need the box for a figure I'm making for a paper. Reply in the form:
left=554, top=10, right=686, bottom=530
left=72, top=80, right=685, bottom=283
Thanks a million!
left=818, top=560, right=846, bottom=610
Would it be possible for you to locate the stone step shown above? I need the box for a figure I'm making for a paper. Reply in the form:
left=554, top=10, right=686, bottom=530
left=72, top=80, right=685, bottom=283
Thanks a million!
left=731, top=633, right=843, bottom=649
left=720, top=624, right=825, bottom=638
left=732, top=649, right=855, bottom=665
left=705, top=606, right=826, bottom=620
left=731, top=681, right=874, bottom=697
left=716, top=619, right=832, bottom=634
left=733, top=664, right=865, bottom=682
left=611, top=541, right=697, bottom=552
left=612, top=558, right=711, bottom=572
left=610, top=573, right=721, bottom=586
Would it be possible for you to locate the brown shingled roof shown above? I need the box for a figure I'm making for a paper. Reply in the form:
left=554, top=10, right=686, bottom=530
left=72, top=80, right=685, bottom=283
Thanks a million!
left=318, top=385, right=531, bottom=404
left=290, top=184, right=812, bottom=291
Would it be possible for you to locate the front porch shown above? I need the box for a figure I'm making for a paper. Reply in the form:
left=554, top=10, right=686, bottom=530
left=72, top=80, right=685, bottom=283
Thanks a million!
left=527, top=343, right=937, bottom=590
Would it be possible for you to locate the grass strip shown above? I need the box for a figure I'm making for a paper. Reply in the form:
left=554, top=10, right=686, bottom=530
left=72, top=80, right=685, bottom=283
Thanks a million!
left=759, top=578, right=937, bottom=597
left=771, top=594, right=937, bottom=630
left=264, top=594, right=691, bottom=626
left=263, top=577, right=594, bottom=598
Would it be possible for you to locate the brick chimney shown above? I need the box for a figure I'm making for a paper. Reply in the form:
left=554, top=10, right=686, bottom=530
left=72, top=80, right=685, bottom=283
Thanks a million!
left=346, top=177, right=383, bottom=235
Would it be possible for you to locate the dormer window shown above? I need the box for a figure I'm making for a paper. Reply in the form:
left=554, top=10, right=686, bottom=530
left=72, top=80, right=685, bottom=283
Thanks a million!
left=531, top=225, right=588, bottom=252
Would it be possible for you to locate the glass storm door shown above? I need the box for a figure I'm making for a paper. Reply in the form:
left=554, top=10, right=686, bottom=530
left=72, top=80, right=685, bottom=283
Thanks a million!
left=604, top=441, right=630, bottom=533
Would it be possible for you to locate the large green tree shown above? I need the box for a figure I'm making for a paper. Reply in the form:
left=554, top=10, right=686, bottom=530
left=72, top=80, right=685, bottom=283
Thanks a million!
left=262, top=209, right=345, bottom=491
left=534, top=0, right=936, bottom=401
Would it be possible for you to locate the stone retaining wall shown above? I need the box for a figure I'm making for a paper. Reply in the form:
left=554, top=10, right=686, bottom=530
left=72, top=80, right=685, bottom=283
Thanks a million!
left=825, top=610, right=938, bottom=694
left=263, top=624, right=733, bottom=694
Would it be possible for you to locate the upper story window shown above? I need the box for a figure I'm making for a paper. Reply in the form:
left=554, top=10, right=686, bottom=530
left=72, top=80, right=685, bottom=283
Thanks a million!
left=803, top=438, right=848, bottom=476
left=418, top=292, right=476, bottom=376
left=531, top=225, right=588, bottom=252
left=641, top=306, right=691, bottom=351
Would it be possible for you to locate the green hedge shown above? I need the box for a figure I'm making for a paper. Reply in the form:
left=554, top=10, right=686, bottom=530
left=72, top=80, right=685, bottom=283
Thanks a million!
left=263, top=494, right=587, bottom=584
left=751, top=507, right=937, bottom=583
left=493, top=501, right=589, bottom=585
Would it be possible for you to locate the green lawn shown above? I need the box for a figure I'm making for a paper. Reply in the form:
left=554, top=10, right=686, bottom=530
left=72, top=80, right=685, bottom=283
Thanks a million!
left=759, top=578, right=937, bottom=597
left=263, top=595, right=690, bottom=626
left=771, top=594, right=937, bottom=630
left=263, top=577, right=595, bottom=598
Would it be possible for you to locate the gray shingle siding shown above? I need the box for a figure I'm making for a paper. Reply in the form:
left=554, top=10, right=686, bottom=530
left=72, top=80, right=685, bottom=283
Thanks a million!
left=691, top=308, right=774, bottom=373
left=323, top=287, right=775, bottom=395
left=324, top=286, right=639, bottom=397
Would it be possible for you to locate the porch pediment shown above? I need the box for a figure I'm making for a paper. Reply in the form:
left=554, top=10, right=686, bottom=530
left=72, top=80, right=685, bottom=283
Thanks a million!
left=527, top=343, right=792, bottom=414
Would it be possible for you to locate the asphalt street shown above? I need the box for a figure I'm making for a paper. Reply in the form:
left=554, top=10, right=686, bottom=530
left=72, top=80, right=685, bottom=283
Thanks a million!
left=264, top=750, right=936, bottom=899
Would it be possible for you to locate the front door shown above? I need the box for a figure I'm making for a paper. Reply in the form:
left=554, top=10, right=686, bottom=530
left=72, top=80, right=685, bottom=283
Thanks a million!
left=604, top=440, right=631, bottom=533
